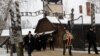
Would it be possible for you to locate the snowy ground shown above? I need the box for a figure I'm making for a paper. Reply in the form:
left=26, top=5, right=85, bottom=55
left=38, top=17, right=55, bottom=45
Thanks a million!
left=0, top=47, right=27, bottom=56
left=0, top=48, right=9, bottom=56
left=0, top=47, right=100, bottom=56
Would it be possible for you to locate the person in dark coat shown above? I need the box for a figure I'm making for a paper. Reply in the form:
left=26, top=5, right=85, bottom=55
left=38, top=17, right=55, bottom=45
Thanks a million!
left=87, top=27, right=99, bottom=54
left=23, top=31, right=35, bottom=56
left=41, top=33, right=47, bottom=50
left=49, top=33, right=55, bottom=51
left=35, top=34, right=42, bottom=51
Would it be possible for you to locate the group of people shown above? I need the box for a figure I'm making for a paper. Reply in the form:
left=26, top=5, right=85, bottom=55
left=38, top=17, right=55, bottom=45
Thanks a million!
left=23, top=27, right=99, bottom=56
left=63, top=27, right=99, bottom=56
left=23, top=31, right=55, bottom=56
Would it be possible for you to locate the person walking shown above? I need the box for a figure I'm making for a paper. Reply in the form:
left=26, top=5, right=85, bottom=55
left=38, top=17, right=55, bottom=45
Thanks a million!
left=87, top=27, right=99, bottom=54
left=35, top=34, right=42, bottom=51
left=63, top=29, right=73, bottom=56
left=63, top=30, right=67, bottom=55
left=23, top=31, right=35, bottom=56
left=41, top=33, right=47, bottom=51
left=66, top=30, right=73, bottom=56
left=49, top=33, right=55, bottom=51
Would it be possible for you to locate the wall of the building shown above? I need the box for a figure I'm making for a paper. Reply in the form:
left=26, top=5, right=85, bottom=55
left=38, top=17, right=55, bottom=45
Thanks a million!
left=53, top=24, right=65, bottom=48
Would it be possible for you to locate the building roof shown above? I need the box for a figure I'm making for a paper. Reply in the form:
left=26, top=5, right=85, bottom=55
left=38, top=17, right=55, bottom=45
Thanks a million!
left=35, top=17, right=55, bottom=33
left=1, top=29, right=35, bottom=36
left=1, top=29, right=54, bottom=36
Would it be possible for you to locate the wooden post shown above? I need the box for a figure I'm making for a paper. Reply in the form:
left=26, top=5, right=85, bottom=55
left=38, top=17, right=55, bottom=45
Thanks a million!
left=9, top=9, right=16, bottom=56
left=70, top=8, right=74, bottom=32
left=14, top=1, right=23, bottom=56
left=9, top=1, right=23, bottom=56
left=91, top=3, right=95, bottom=31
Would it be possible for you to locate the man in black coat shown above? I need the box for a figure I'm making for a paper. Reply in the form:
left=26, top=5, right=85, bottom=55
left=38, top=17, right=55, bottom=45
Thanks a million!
left=41, top=33, right=47, bottom=50
left=87, top=27, right=99, bottom=54
left=49, top=33, right=55, bottom=51
left=23, top=31, right=35, bottom=56
left=35, top=34, right=42, bottom=51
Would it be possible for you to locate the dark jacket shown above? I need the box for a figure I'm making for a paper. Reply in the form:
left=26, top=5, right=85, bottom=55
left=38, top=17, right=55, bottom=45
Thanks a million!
left=87, top=30, right=96, bottom=42
left=49, top=35, right=55, bottom=42
left=23, top=34, right=34, bottom=50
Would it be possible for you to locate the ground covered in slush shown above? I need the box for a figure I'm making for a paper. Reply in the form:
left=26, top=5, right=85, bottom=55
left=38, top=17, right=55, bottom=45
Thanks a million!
left=31, top=49, right=100, bottom=56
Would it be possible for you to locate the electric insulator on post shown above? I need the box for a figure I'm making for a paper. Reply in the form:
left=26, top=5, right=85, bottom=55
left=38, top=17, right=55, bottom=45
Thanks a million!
left=79, top=5, right=83, bottom=13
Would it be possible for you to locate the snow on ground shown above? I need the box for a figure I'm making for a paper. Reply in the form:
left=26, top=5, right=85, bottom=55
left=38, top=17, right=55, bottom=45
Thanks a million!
left=0, top=47, right=100, bottom=56
left=0, top=47, right=27, bottom=56
left=0, top=47, right=9, bottom=56
left=1, top=29, right=54, bottom=36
